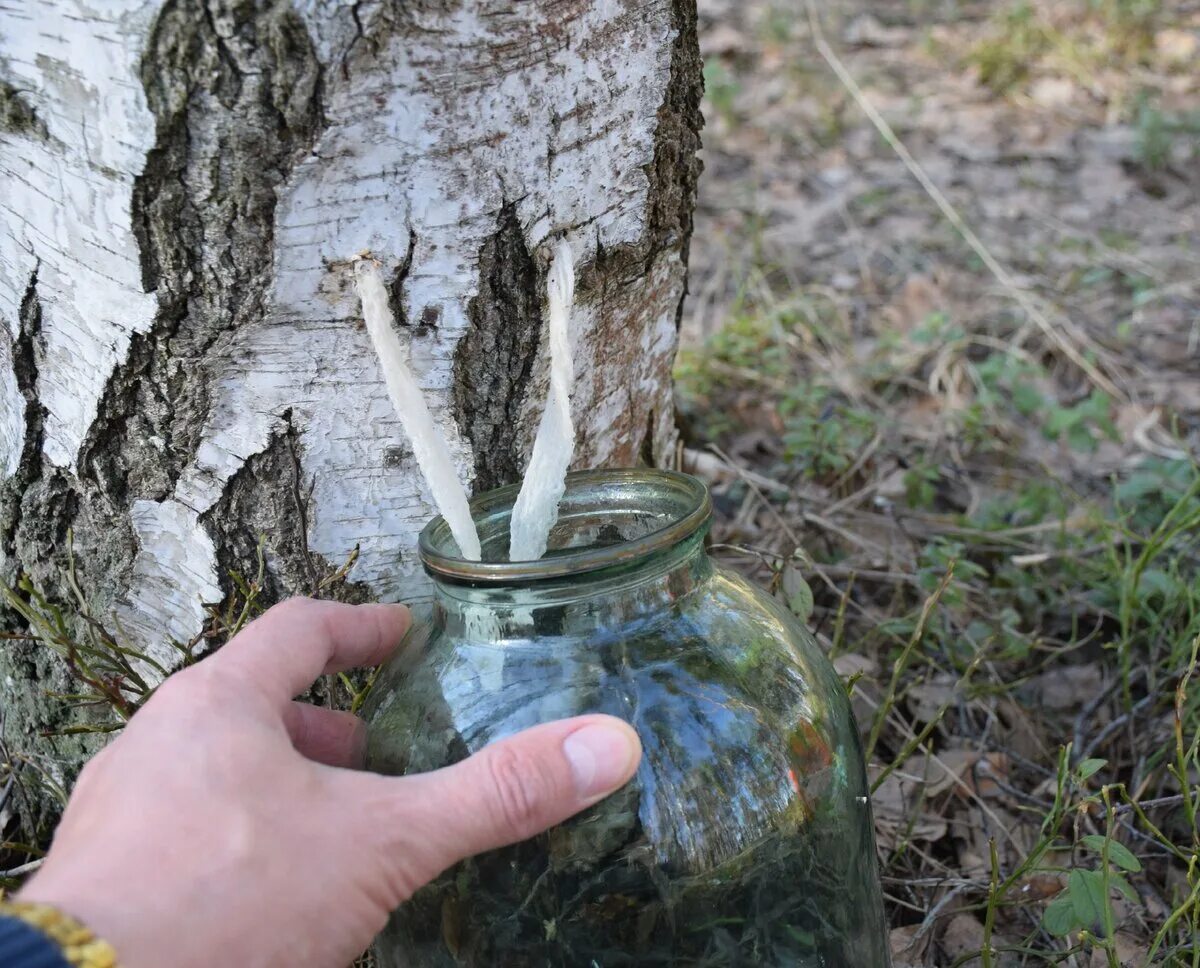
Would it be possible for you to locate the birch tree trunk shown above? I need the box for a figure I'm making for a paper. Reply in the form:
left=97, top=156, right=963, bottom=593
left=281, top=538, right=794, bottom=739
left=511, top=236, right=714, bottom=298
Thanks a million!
left=0, top=0, right=701, bottom=798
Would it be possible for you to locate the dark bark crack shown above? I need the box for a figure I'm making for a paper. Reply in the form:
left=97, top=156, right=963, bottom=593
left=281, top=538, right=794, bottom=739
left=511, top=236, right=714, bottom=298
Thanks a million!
left=452, top=203, right=544, bottom=493
left=68, top=0, right=326, bottom=596
left=1, top=268, right=46, bottom=563
left=645, top=0, right=704, bottom=280
left=453, top=0, right=702, bottom=483
left=0, top=80, right=50, bottom=140
left=0, top=269, right=85, bottom=596
left=200, top=413, right=371, bottom=622
left=0, top=270, right=99, bottom=806
left=386, top=227, right=418, bottom=330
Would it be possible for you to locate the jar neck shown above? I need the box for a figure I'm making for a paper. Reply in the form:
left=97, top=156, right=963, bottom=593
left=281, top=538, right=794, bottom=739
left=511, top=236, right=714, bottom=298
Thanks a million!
left=431, top=530, right=712, bottom=640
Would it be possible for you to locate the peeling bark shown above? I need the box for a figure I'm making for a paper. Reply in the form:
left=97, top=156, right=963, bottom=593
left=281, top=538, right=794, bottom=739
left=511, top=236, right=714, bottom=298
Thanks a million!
left=0, top=0, right=701, bottom=799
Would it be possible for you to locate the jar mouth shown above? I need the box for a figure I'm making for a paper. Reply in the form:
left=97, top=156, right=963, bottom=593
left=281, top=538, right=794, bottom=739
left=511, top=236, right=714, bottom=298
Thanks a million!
left=419, top=469, right=712, bottom=583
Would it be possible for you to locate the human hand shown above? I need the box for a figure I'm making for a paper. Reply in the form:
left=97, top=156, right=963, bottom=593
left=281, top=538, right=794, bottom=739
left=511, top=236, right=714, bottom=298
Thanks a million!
left=19, top=598, right=642, bottom=967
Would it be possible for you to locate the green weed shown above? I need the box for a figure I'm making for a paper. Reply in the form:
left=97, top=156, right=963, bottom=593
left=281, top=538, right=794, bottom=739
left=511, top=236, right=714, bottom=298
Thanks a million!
left=973, top=354, right=1118, bottom=451
left=968, top=2, right=1054, bottom=93
left=780, top=385, right=878, bottom=479
left=1135, top=94, right=1200, bottom=171
left=703, top=60, right=741, bottom=128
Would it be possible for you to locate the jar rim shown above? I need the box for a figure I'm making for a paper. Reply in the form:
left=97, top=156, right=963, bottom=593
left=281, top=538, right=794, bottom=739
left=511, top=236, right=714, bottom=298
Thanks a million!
left=419, top=468, right=712, bottom=583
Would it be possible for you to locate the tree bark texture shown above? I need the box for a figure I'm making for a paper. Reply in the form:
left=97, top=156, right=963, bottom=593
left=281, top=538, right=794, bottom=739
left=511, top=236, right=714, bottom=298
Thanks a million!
left=0, top=0, right=702, bottom=784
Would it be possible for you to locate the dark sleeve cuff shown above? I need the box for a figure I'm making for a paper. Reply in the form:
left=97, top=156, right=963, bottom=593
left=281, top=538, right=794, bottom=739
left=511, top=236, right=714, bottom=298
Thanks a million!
left=0, top=913, right=72, bottom=968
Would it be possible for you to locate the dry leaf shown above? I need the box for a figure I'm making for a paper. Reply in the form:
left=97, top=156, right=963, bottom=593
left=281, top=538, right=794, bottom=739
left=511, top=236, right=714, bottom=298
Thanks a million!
left=906, top=676, right=960, bottom=724
left=872, top=768, right=949, bottom=849
left=994, top=698, right=1048, bottom=762
left=899, top=749, right=1011, bottom=800
left=1087, top=933, right=1152, bottom=967
left=889, top=923, right=930, bottom=965
left=881, top=274, right=946, bottom=334
left=1031, top=664, right=1103, bottom=712
left=939, top=913, right=985, bottom=961
left=700, top=23, right=748, bottom=57
left=1029, top=77, right=1077, bottom=108
left=844, top=14, right=911, bottom=48
left=1156, top=28, right=1199, bottom=62
left=834, top=652, right=877, bottom=679
left=1017, top=873, right=1066, bottom=901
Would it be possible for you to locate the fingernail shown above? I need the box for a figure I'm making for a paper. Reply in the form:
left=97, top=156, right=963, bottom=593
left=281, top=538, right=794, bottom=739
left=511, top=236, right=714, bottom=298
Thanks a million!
left=563, top=721, right=641, bottom=800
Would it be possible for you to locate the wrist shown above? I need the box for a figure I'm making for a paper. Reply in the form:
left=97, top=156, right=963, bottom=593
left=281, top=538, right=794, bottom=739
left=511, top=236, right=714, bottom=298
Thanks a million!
left=0, top=897, right=120, bottom=967
left=19, top=868, right=188, bottom=968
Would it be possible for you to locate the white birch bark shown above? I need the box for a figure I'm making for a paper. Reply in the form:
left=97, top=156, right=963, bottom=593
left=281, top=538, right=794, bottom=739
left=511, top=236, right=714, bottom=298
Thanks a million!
left=0, top=0, right=701, bottom=747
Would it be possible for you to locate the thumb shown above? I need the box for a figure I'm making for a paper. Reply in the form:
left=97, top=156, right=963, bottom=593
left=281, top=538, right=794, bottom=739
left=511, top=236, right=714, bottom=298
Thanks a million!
left=364, top=715, right=641, bottom=893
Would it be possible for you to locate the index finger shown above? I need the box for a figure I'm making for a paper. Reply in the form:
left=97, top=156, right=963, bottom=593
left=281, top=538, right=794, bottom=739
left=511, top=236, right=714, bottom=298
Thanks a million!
left=212, top=598, right=411, bottom=705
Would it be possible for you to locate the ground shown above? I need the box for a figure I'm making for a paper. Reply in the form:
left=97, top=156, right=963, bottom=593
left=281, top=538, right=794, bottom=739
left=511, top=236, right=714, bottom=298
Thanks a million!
left=679, top=0, right=1200, bottom=963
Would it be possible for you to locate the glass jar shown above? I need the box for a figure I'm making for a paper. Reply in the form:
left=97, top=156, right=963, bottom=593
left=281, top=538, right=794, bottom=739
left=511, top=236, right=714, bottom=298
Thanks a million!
left=364, top=469, right=890, bottom=967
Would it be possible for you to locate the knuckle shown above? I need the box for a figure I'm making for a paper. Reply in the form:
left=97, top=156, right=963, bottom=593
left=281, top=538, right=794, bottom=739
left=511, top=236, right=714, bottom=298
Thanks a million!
left=147, top=667, right=198, bottom=707
left=73, top=746, right=112, bottom=790
left=484, top=745, right=549, bottom=842
left=153, top=661, right=236, bottom=712
left=265, top=596, right=320, bottom=623
left=284, top=702, right=310, bottom=749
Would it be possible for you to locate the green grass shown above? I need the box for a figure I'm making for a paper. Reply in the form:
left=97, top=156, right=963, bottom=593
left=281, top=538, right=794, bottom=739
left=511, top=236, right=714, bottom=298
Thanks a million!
left=968, top=2, right=1055, bottom=93
left=702, top=59, right=742, bottom=128
left=1135, top=93, right=1200, bottom=171
left=676, top=0, right=1200, bottom=957
left=677, top=279, right=1200, bottom=961
left=2, top=534, right=268, bottom=732
left=967, top=0, right=1161, bottom=97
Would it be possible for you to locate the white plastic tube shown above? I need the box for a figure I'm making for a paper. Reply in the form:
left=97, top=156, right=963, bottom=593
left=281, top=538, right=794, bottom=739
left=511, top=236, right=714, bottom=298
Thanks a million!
left=508, top=240, right=576, bottom=562
left=355, top=261, right=482, bottom=560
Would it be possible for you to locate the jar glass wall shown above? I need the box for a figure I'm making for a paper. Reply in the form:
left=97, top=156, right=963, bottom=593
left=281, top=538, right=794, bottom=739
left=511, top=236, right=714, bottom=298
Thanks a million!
left=364, top=469, right=890, bottom=967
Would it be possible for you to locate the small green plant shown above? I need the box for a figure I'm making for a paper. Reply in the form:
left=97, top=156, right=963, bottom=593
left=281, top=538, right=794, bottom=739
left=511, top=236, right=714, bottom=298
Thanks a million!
left=1089, top=0, right=1157, bottom=23
left=1, top=535, right=185, bottom=726
left=702, top=60, right=741, bottom=127
left=1135, top=93, right=1200, bottom=171
left=974, top=352, right=1046, bottom=418
left=675, top=310, right=793, bottom=442
left=676, top=312, right=786, bottom=387
left=910, top=311, right=965, bottom=347
left=1114, top=457, right=1198, bottom=530
left=1137, top=96, right=1173, bottom=170
left=917, top=539, right=986, bottom=607
left=2, top=550, right=268, bottom=732
left=968, top=1, right=1053, bottom=93
left=903, top=459, right=941, bottom=510
left=779, top=385, right=877, bottom=479
left=774, top=552, right=815, bottom=623
left=1089, top=0, right=1159, bottom=55
left=761, top=2, right=793, bottom=45
left=1041, top=390, right=1119, bottom=452
left=974, top=353, right=1117, bottom=451
left=1043, top=820, right=1143, bottom=941
left=972, top=479, right=1074, bottom=531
